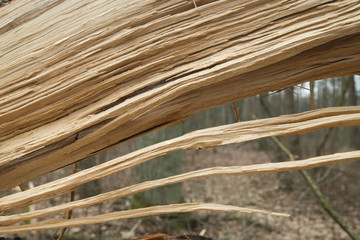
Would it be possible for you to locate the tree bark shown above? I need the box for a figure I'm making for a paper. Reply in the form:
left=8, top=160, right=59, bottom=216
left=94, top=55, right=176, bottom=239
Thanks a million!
left=1, top=0, right=360, bottom=192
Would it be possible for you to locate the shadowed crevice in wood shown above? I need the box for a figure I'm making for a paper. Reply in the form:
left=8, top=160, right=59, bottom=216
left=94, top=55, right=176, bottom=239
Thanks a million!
left=90, top=120, right=174, bottom=156
left=0, top=117, right=114, bottom=175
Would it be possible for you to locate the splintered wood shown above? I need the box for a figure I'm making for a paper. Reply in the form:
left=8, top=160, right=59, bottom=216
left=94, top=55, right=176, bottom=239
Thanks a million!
left=0, top=203, right=290, bottom=233
left=1, top=0, right=360, bottom=191
left=0, top=106, right=359, bottom=231
left=0, top=0, right=359, bottom=234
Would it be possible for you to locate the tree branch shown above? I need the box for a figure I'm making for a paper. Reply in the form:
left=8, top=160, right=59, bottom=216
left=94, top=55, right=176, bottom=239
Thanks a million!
left=266, top=128, right=360, bottom=240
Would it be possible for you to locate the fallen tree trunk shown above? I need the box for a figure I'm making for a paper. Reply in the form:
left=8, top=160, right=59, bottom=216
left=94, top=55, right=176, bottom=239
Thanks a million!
left=1, top=0, right=360, bottom=192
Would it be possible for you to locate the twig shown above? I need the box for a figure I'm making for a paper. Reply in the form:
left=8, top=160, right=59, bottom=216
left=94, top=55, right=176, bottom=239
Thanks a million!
left=232, top=102, right=240, bottom=122
left=261, top=87, right=298, bottom=97
left=295, top=83, right=310, bottom=91
left=310, top=81, right=314, bottom=110
left=287, top=87, right=297, bottom=95
left=56, top=163, right=78, bottom=240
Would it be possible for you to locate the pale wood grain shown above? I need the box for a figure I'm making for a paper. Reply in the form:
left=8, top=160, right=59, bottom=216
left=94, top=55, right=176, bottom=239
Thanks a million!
left=1, top=0, right=360, bottom=191
left=0, top=202, right=290, bottom=234
left=0, top=0, right=360, bottom=233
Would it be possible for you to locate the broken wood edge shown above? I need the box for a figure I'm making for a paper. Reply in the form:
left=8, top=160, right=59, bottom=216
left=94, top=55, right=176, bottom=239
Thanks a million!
left=0, top=106, right=359, bottom=211
left=0, top=202, right=289, bottom=234
left=0, top=150, right=359, bottom=227
left=1, top=1, right=359, bottom=189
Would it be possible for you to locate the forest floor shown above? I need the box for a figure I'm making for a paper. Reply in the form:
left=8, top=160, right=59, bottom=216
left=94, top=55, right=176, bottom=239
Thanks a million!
left=7, top=142, right=360, bottom=240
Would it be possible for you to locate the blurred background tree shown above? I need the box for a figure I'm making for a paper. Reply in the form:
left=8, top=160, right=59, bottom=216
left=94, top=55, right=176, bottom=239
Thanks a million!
left=132, top=124, right=184, bottom=208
